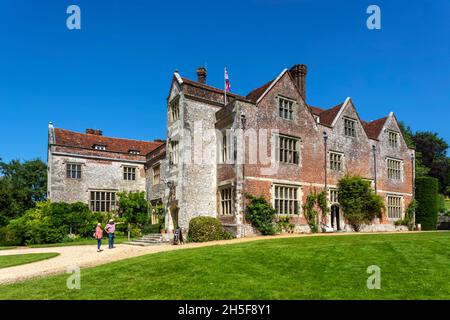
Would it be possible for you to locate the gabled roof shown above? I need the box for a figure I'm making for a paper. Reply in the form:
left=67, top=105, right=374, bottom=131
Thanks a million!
left=308, top=105, right=325, bottom=116
left=180, top=77, right=247, bottom=100
left=363, top=117, right=388, bottom=140
left=53, top=128, right=163, bottom=155
left=317, top=103, right=344, bottom=126
left=246, top=79, right=274, bottom=102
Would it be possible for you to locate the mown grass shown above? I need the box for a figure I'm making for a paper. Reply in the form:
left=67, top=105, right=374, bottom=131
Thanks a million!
left=0, top=253, right=59, bottom=269
left=1, top=232, right=449, bottom=299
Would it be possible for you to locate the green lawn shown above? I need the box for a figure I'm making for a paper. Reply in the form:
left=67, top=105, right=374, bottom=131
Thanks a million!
left=0, top=253, right=59, bottom=269
left=1, top=232, right=450, bottom=300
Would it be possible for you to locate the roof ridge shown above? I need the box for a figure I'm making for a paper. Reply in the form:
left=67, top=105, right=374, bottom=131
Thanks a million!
left=55, top=128, right=159, bottom=144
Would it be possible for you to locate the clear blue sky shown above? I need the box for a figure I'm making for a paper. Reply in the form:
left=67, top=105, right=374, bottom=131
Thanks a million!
left=0, top=0, right=449, bottom=162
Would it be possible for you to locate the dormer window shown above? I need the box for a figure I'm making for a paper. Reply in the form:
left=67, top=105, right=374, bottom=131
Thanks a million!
left=93, top=144, right=106, bottom=151
left=129, top=150, right=140, bottom=155
left=278, top=97, right=294, bottom=120
left=344, top=118, right=356, bottom=137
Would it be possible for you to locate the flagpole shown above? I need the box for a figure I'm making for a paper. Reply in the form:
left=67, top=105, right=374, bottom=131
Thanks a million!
left=224, top=66, right=227, bottom=105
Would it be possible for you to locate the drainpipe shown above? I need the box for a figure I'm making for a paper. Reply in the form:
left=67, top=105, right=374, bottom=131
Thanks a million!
left=372, top=145, right=377, bottom=193
left=240, top=110, right=247, bottom=237
left=323, top=132, right=328, bottom=191
left=411, top=152, right=416, bottom=228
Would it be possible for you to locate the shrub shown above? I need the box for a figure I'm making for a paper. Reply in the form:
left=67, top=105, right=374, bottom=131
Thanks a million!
left=187, top=216, right=234, bottom=242
left=302, top=191, right=329, bottom=233
left=141, top=224, right=160, bottom=235
left=415, top=176, right=439, bottom=230
left=0, top=201, right=102, bottom=245
left=337, top=175, right=384, bottom=232
left=245, top=195, right=276, bottom=235
left=394, top=200, right=418, bottom=230
left=437, top=194, right=446, bottom=213
left=275, top=216, right=295, bottom=233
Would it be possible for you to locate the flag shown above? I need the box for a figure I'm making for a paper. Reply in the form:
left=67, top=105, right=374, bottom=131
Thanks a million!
left=224, top=67, right=231, bottom=92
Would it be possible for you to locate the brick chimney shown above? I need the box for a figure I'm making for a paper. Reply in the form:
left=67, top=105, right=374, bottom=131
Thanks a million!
left=86, top=128, right=103, bottom=136
left=196, top=67, right=207, bottom=84
left=289, top=64, right=307, bottom=101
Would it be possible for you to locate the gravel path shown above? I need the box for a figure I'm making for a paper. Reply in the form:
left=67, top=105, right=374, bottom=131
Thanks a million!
left=0, top=231, right=414, bottom=285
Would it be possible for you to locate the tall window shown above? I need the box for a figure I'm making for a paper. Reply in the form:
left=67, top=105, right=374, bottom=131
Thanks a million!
left=221, top=131, right=232, bottom=163
left=170, top=97, right=180, bottom=121
left=275, top=135, right=300, bottom=164
left=123, top=167, right=136, bottom=181
left=90, top=191, right=116, bottom=212
left=278, top=97, right=294, bottom=120
left=388, top=131, right=399, bottom=148
left=344, top=118, right=356, bottom=137
left=152, top=164, right=160, bottom=185
left=387, top=159, right=402, bottom=180
left=219, top=186, right=233, bottom=215
left=66, top=163, right=81, bottom=179
left=330, top=189, right=339, bottom=204
left=329, top=152, right=343, bottom=171
left=387, top=195, right=402, bottom=219
left=169, top=140, right=179, bottom=165
left=274, top=185, right=300, bottom=215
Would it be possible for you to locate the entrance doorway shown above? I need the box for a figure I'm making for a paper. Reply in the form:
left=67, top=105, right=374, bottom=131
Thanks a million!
left=330, top=205, right=341, bottom=231
left=169, top=206, right=179, bottom=231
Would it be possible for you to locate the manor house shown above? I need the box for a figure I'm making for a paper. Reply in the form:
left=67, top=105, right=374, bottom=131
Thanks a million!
left=47, top=64, right=415, bottom=236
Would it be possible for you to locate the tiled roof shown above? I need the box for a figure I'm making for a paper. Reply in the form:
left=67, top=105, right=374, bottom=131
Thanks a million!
left=53, top=128, right=163, bottom=155
left=246, top=79, right=274, bottom=102
left=363, top=117, right=388, bottom=140
left=316, top=103, right=343, bottom=126
left=308, top=105, right=325, bottom=116
left=180, top=77, right=248, bottom=100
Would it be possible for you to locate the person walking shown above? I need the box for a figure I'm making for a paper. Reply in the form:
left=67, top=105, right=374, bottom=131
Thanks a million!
left=94, top=223, right=103, bottom=252
left=105, top=219, right=116, bottom=249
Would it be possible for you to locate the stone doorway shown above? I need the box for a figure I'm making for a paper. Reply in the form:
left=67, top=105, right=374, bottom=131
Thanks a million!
left=331, top=205, right=341, bottom=231
left=169, top=206, right=179, bottom=232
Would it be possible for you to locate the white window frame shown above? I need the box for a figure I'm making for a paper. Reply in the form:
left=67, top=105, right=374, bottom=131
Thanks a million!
left=170, top=96, right=180, bottom=122
left=66, top=163, right=82, bottom=179
left=388, top=130, right=399, bottom=148
left=329, top=188, right=339, bottom=204
left=152, top=164, right=161, bottom=185
left=169, top=140, right=179, bottom=166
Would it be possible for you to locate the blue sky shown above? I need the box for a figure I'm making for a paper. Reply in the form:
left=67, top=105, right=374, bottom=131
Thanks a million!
left=0, top=0, right=449, bottom=162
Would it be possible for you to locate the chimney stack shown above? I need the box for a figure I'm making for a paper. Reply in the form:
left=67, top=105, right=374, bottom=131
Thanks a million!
left=86, top=129, right=103, bottom=136
left=196, top=67, right=207, bottom=84
left=289, top=64, right=307, bottom=101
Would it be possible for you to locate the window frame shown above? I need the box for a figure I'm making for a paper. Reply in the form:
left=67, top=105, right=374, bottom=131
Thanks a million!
left=123, top=166, right=136, bottom=181
left=90, top=191, right=117, bottom=212
left=329, top=151, right=344, bottom=172
left=152, top=164, right=161, bottom=185
left=169, top=96, right=180, bottom=122
left=387, top=158, right=402, bottom=181
left=66, top=163, right=82, bottom=180
left=274, top=134, right=301, bottom=165
left=218, top=185, right=233, bottom=215
left=388, top=130, right=399, bottom=148
left=273, top=184, right=300, bottom=215
left=387, top=195, right=402, bottom=220
left=277, top=96, right=295, bottom=121
left=343, top=117, right=356, bottom=137
left=169, top=140, right=179, bottom=166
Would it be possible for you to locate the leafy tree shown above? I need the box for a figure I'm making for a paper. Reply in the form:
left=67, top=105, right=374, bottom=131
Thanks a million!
left=337, top=175, right=384, bottom=232
left=399, top=122, right=415, bottom=149
left=302, top=190, right=329, bottom=233
left=117, top=191, right=150, bottom=238
left=413, top=132, right=448, bottom=168
left=0, top=158, right=47, bottom=226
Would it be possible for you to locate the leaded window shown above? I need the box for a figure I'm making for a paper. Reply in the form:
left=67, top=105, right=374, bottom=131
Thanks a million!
left=274, top=185, right=300, bottom=215
left=66, top=163, right=81, bottom=179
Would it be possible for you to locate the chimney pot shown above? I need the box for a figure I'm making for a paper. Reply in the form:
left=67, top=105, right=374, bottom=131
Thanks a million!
left=86, top=129, right=103, bottom=136
left=289, top=64, right=307, bottom=101
left=196, top=67, right=207, bottom=84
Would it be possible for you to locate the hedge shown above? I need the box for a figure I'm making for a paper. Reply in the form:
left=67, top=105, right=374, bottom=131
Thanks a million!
left=187, top=216, right=234, bottom=242
left=415, top=176, right=439, bottom=230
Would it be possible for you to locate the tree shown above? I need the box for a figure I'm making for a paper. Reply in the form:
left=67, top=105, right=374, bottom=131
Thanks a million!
left=0, top=158, right=47, bottom=226
left=337, top=175, right=384, bottom=232
left=415, top=177, right=439, bottom=230
left=413, top=132, right=448, bottom=168
left=117, top=191, right=150, bottom=240
left=398, top=122, right=415, bottom=149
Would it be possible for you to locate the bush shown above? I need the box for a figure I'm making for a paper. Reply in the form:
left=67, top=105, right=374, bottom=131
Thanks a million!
left=275, top=216, right=295, bottom=233
left=0, top=201, right=102, bottom=245
left=394, top=200, right=418, bottom=230
left=437, top=194, right=446, bottom=213
left=187, top=216, right=234, bottom=242
left=245, top=195, right=276, bottom=235
left=416, top=176, right=439, bottom=230
left=141, top=224, right=160, bottom=235
left=338, top=175, right=384, bottom=232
